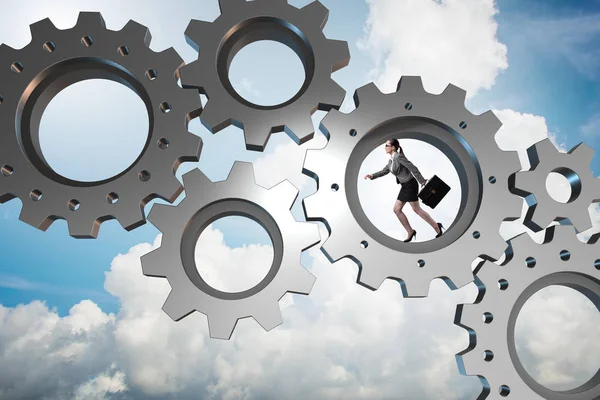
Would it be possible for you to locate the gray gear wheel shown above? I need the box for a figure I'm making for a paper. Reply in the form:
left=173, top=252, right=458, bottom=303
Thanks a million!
left=302, top=77, right=523, bottom=297
left=0, top=13, right=202, bottom=238
left=141, top=162, right=320, bottom=340
left=512, top=138, right=600, bottom=233
left=455, top=225, right=600, bottom=399
left=179, top=0, right=350, bottom=151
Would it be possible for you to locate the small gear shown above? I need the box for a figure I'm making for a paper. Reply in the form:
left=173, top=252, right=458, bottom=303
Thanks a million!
left=0, top=13, right=202, bottom=238
left=179, top=0, right=350, bottom=151
left=302, top=77, right=523, bottom=297
left=512, top=138, right=600, bottom=233
left=141, top=162, right=320, bottom=340
left=455, top=225, right=600, bottom=399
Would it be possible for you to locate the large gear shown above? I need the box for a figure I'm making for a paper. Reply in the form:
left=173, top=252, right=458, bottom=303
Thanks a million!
left=179, top=0, right=350, bottom=151
left=0, top=13, right=202, bottom=238
left=455, top=225, right=600, bottom=399
left=302, top=77, right=523, bottom=297
left=512, top=138, right=600, bottom=233
left=141, top=162, right=320, bottom=340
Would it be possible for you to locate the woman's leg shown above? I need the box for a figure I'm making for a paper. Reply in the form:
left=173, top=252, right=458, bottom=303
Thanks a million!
left=393, top=200, right=414, bottom=235
left=409, top=201, right=440, bottom=234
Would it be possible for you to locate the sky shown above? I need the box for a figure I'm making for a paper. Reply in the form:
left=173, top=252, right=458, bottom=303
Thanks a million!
left=0, top=0, right=599, bottom=399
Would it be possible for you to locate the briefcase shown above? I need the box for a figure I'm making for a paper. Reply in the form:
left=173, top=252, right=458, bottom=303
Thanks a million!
left=418, top=175, right=450, bottom=209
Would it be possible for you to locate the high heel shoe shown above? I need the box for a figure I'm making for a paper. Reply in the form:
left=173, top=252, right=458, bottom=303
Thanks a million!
left=435, top=222, right=444, bottom=238
left=404, top=230, right=416, bottom=243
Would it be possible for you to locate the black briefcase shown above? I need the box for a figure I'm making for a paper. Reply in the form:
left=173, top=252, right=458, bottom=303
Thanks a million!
left=418, top=175, right=450, bottom=209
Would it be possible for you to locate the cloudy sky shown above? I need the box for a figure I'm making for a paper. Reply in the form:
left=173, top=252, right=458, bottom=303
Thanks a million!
left=1, top=0, right=600, bottom=398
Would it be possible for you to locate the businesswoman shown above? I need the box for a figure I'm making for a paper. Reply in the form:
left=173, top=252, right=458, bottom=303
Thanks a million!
left=364, top=139, right=443, bottom=242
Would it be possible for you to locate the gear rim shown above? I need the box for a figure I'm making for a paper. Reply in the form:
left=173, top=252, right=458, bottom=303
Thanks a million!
left=0, top=12, right=202, bottom=238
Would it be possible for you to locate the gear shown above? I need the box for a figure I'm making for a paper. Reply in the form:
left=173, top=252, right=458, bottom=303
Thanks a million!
left=302, top=77, right=523, bottom=297
left=141, top=162, right=320, bottom=340
left=512, top=138, right=600, bottom=233
left=455, top=225, right=600, bottom=399
left=0, top=13, right=202, bottom=238
left=179, top=0, right=350, bottom=151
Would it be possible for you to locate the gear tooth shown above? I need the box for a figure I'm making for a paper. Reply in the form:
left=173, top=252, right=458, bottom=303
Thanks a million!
left=121, top=20, right=151, bottom=46
left=320, top=231, right=347, bottom=262
left=218, top=0, right=248, bottom=14
left=395, top=76, right=425, bottom=95
left=532, top=137, right=557, bottom=156
left=440, top=83, right=467, bottom=104
left=446, top=266, right=475, bottom=290
left=456, top=303, right=481, bottom=328
left=302, top=191, right=328, bottom=220
left=318, top=109, right=344, bottom=138
left=67, top=216, right=100, bottom=239
left=140, top=248, right=169, bottom=277
left=184, top=19, right=213, bottom=51
left=569, top=209, right=593, bottom=233
left=569, top=141, right=595, bottom=164
left=157, top=175, right=184, bottom=203
left=252, top=303, right=283, bottom=332
left=158, top=47, right=184, bottom=73
left=526, top=206, right=556, bottom=232
left=180, top=168, right=211, bottom=198
left=178, top=62, right=204, bottom=90
left=29, top=18, right=57, bottom=37
left=402, top=278, right=432, bottom=298
left=301, top=1, right=329, bottom=29
left=162, top=291, right=194, bottom=321
left=479, top=110, right=503, bottom=134
left=284, top=116, right=315, bottom=146
left=296, top=222, right=321, bottom=249
left=115, top=205, right=146, bottom=232
left=243, top=121, right=274, bottom=151
left=199, top=102, right=231, bottom=133
left=318, top=80, right=347, bottom=110
left=288, top=265, right=316, bottom=294
left=512, top=171, right=535, bottom=194
left=356, top=265, right=387, bottom=291
left=227, top=161, right=257, bottom=185
left=176, top=132, right=203, bottom=162
left=207, top=313, right=238, bottom=340
left=354, top=82, right=382, bottom=106
left=0, top=43, right=17, bottom=59
left=268, top=180, right=299, bottom=209
left=327, top=39, right=350, bottom=72
left=550, top=225, right=578, bottom=245
left=75, top=12, right=106, bottom=29
left=18, top=206, right=53, bottom=232
left=147, top=203, right=177, bottom=230
left=457, top=348, right=480, bottom=375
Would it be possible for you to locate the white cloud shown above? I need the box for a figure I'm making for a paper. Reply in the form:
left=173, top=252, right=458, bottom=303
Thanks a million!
left=358, top=0, right=508, bottom=98
left=238, top=77, right=262, bottom=99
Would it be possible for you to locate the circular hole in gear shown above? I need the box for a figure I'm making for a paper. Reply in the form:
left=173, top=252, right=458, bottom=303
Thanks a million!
left=545, top=169, right=581, bottom=204
left=357, top=139, right=461, bottom=242
left=515, top=285, right=600, bottom=391
left=228, top=40, right=305, bottom=107
left=39, top=79, right=149, bottom=183
left=194, top=216, right=274, bottom=293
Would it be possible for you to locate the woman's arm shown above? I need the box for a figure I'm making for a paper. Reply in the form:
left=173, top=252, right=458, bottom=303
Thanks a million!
left=370, top=162, right=390, bottom=179
left=392, top=152, right=427, bottom=185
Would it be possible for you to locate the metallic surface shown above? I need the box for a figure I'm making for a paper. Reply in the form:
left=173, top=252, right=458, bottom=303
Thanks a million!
left=513, top=138, right=600, bottom=233
left=302, top=77, right=523, bottom=297
left=141, top=162, right=320, bottom=339
left=0, top=13, right=202, bottom=238
left=455, top=225, right=600, bottom=399
left=179, top=0, right=350, bottom=151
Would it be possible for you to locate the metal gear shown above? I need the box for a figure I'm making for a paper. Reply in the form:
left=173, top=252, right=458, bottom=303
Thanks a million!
left=512, top=138, right=600, bottom=233
left=141, top=162, right=320, bottom=340
left=0, top=13, right=202, bottom=238
left=179, top=0, right=350, bottom=151
left=302, top=77, right=523, bottom=297
left=455, top=225, right=600, bottom=399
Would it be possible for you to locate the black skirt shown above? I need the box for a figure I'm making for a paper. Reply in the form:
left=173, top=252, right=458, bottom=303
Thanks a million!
left=397, top=177, right=419, bottom=202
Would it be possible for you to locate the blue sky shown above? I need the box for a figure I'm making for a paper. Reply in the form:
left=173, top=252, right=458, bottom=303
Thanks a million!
left=0, top=0, right=599, bottom=398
